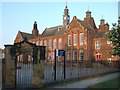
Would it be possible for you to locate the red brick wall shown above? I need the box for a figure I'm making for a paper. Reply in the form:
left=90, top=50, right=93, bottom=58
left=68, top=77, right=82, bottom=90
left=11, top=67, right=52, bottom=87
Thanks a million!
left=14, top=31, right=24, bottom=43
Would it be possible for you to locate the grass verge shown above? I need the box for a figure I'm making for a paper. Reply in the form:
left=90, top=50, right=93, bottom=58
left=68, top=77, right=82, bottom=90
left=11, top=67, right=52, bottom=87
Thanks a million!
left=88, top=76, right=120, bottom=88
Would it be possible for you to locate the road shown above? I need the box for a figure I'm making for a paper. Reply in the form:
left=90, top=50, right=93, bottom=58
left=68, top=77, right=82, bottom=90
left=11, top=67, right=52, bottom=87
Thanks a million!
left=54, top=72, right=120, bottom=88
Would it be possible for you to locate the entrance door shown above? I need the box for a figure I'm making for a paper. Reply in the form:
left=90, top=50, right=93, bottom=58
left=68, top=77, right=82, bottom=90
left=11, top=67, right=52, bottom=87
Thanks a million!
left=95, top=53, right=102, bottom=61
left=16, top=54, right=33, bottom=88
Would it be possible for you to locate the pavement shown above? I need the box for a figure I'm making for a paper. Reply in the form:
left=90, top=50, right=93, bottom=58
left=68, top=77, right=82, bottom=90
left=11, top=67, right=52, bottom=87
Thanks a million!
left=53, top=72, right=120, bottom=88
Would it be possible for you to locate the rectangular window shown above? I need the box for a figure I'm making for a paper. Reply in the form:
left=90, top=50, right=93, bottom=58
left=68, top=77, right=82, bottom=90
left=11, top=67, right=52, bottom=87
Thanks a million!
left=80, top=33, right=84, bottom=45
left=36, top=41, right=39, bottom=46
left=95, top=41, right=100, bottom=49
left=74, top=34, right=77, bottom=46
left=54, top=39, right=56, bottom=49
left=49, top=40, right=52, bottom=48
left=73, top=50, right=77, bottom=62
left=44, top=40, right=47, bottom=46
left=68, top=35, right=71, bottom=46
left=59, top=38, right=62, bottom=48
left=68, top=51, right=71, bottom=61
left=40, top=40, right=43, bottom=46
left=79, top=50, right=84, bottom=61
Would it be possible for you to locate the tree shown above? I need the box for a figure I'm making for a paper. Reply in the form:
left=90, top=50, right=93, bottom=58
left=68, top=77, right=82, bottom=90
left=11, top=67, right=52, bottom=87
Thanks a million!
left=107, top=17, right=120, bottom=57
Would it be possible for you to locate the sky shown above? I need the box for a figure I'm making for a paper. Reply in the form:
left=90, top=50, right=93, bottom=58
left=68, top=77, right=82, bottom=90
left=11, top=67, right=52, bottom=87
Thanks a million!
left=0, top=0, right=120, bottom=49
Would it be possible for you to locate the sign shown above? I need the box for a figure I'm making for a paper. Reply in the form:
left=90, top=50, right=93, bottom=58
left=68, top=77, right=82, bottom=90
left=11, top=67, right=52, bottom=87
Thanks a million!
left=56, top=50, right=65, bottom=56
left=54, top=49, right=66, bottom=80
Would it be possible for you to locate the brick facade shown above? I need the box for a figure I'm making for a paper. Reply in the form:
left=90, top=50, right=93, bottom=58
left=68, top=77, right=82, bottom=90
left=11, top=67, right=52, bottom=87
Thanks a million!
left=14, top=5, right=119, bottom=63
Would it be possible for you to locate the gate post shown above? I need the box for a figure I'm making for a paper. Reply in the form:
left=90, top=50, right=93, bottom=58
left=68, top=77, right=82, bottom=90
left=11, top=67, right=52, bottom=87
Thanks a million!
left=3, top=45, right=16, bottom=88
left=32, top=46, right=45, bottom=88
left=32, top=60, right=45, bottom=88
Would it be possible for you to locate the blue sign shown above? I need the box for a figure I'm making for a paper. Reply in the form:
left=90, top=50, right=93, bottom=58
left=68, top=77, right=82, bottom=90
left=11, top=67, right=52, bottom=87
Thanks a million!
left=56, top=50, right=65, bottom=56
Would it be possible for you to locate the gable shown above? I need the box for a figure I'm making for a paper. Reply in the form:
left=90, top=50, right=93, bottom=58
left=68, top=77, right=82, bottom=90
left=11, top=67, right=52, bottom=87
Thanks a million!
left=14, top=31, right=35, bottom=43
left=66, top=17, right=86, bottom=34
left=14, top=31, right=24, bottom=43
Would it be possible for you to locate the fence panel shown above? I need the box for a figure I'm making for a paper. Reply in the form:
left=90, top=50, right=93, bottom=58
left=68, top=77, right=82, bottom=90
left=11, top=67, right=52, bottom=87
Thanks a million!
left=43, top=60, right=119, bottom=85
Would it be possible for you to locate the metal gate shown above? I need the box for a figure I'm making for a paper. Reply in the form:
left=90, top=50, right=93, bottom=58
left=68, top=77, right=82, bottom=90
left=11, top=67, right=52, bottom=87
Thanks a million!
left=15, top=49, right=33, bottom=88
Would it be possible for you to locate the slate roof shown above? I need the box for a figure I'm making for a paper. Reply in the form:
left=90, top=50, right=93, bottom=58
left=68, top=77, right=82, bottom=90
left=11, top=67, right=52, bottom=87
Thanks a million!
left=42, top=19, right=95, bottom=37
left=20, top=31, right=35, bottom=40
left=95, top=32, right=106, bottom=38
left=42, top=25, right=66, bottom=36
left=78, top=19, right=94, bottom=30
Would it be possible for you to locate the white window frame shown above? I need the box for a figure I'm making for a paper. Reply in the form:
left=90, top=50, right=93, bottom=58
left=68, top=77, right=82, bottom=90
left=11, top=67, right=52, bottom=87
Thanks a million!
left=73, top=50, right=77, bottom=62
left=59, top=38, right=62, bottom=49
left=44, top=40, right=47, bottom=46
left=53, top=39, right=57, bottom=49
left=95, top=41, right=100, bottom=49
left=79, top=50, right=84, bottom=61
left=68, top=35, right=71, bottom=46
left=49, top=40, right=52, bottom=48
left=40, top=40, right=43, bottom=46
left=80, top=33, right=84, bottom=45
left=74, top=34, right=77, bottom=46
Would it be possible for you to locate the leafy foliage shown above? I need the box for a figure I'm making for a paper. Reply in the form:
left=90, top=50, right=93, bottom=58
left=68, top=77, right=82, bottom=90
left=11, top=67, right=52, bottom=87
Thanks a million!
left=107, top=17, right=120, bottom=56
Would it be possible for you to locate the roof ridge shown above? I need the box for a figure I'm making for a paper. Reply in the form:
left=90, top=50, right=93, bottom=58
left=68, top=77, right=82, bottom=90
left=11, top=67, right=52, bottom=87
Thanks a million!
left=20, top=31, right=32, bottom=35
left=47, top=25, right=63, bottom=29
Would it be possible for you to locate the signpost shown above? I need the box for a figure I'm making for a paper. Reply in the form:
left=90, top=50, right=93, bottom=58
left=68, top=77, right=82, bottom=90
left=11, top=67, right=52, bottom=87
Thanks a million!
left=54, top=49, right=65, bottom=80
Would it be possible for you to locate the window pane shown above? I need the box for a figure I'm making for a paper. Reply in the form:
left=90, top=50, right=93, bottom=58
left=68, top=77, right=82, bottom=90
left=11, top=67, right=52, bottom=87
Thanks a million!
left=73, top=50, right=77, bottom=61
left=79, top=50, right=84, bottom=61
left=95, top=41, right=100, bottom=49
left=59, top=38, right=62, bottom=48
left=40, top=41, right=43, bottom=46
left=68, top=35, right=71, bottom=46
left=80, top=33, right=84, bottom=45
left=68, top=51, right=71, bottom=61
left=44, top=40, right=47, bottom=46
left=54, top=39, right=56, bottom=48
left=49, top=40, right=52, bottom=48
left=74, top=34, right=77, bottom=45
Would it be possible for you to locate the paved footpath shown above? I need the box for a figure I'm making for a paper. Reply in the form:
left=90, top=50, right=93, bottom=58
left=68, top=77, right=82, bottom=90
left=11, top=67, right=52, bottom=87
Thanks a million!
left=54, top=72, right=120, bottom=88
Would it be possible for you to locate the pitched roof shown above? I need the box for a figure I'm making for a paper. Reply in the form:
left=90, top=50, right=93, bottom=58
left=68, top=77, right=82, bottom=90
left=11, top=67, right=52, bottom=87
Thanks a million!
left=19, top=31, right=35, bottom=40
left=42, top=25, right=66, bottom=36
left=95, top=32, right=106, bottom=38
left=77, top=19, right=94, bottom=30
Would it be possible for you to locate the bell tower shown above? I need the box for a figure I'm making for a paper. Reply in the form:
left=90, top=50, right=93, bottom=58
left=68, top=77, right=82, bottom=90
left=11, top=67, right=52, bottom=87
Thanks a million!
left=63, top=1, right=70, bottom=26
